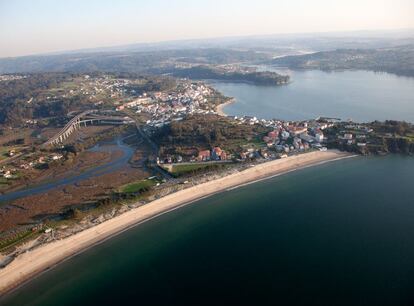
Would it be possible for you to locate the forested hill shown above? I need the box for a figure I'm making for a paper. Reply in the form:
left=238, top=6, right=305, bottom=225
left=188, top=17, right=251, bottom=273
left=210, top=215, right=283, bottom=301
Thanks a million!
left=0, top=49, right=270, bottom=74
left=166, top=66, right=290, bottom=85
left=270, top=45, right=414, bottom=77
left=2, top=44, right=413, bottom=77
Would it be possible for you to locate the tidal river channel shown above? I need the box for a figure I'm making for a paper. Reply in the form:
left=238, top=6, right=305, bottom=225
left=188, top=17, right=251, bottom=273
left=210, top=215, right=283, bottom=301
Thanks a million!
left=0, top=139, right=134, bottom=203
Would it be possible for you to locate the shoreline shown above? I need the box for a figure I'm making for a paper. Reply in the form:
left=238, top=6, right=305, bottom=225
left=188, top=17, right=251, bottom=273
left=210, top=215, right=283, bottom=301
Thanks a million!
left=216, top=98, right=235, bottom=116
left=0, top=150, right=355, bottom=295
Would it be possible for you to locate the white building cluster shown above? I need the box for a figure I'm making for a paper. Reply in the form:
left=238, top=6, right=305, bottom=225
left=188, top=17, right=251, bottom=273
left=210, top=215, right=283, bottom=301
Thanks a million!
left=228, top=115, right=331, bottom=155
left=123, top=82, right=218, bottom=128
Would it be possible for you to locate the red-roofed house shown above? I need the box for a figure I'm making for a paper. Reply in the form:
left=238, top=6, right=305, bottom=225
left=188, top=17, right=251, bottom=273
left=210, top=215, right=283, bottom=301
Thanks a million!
left=197, top=150, right=211, bottom=161
left=268, top=131, right=279, bottom=139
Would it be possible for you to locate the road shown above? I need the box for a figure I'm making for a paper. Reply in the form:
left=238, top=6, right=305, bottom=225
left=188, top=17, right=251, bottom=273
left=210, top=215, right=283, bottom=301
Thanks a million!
left=121, top=109, right=173, bottom=180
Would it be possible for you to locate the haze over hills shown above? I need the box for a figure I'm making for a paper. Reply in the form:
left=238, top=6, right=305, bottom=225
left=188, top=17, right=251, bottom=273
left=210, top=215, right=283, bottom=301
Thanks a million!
left=0, top=49, right=271, bottom=74
left=1, top=29, right=414, bottom=76
left=5, top=28, right=414, bottom=57
left=271, top=44, right=414, bottom=76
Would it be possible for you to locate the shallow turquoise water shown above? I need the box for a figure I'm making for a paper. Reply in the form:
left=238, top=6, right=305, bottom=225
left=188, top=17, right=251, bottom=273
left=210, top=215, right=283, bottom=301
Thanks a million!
left=2, top=155, right=414, bottom=306
left=212, top=70, right=414, bottom=122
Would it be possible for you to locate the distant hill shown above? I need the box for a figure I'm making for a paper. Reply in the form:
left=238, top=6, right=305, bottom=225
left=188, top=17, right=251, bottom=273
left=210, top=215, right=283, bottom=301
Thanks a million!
left=163, top=66, right=290, bottom=86
left=2, top=29, right=414, bottom=75
left=270, top=45, right=414, bottom=77
left=1, top=35, right=413, bottom=77
left=0, top=49, right=270, bottom=74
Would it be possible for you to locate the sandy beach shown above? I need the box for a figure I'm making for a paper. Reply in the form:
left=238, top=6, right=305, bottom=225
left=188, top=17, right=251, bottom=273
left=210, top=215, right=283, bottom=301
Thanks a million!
left=0, top=150, right=354, bottom=295
left=216, top=99, right=235, bottom=116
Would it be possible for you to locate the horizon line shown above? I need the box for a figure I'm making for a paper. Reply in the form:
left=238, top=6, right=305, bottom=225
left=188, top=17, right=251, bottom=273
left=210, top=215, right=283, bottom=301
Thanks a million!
left=1, top=27, right=414, bottom=60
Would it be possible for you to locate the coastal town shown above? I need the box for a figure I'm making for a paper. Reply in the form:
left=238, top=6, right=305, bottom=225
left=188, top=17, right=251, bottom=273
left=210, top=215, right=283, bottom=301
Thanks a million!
left=0, top=71, right=413, bottom=296
left=116, top=81, right=222, bottom=128
left=0, top=72, right=412, bottom=189
left=1, top=1, right=414, bottom=303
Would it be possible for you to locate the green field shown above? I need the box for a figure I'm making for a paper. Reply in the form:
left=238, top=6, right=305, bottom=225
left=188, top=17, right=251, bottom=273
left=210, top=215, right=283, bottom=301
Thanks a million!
left=118, top=178, right=158, bottom=194
left=168, top=162, right=232, bottom=177
left=402, top=133, right=414, bottom=141
left=0, top=177, right=10, bottom=185
left=47, top=80, right=78, bottom=92
left=0, top=146, right=18, bottom=160
left=171, top=164, right=212, bottom=176
left=0, top=230, right=37, bottom=252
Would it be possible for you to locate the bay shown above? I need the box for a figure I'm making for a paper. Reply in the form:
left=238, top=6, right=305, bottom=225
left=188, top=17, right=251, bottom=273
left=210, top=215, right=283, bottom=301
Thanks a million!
left=212, top=69, right=414, bottom=122
left=2, top=155, right=414, bottom=306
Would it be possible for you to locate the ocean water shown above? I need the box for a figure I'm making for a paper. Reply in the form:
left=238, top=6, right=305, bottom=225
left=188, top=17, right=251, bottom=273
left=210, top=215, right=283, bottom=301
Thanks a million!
left=2, top=155, right=414, bottom=306
left=211, top=70, right=414, bottom=122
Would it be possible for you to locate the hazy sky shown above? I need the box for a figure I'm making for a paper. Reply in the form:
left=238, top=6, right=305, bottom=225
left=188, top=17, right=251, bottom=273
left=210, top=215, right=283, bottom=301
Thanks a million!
left=1, top=0, right=413, bottom=57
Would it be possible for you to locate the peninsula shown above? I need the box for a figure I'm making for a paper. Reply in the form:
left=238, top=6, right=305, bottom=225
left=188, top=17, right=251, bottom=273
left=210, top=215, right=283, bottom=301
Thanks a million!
left=165, top=65, right=290, bottom=85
